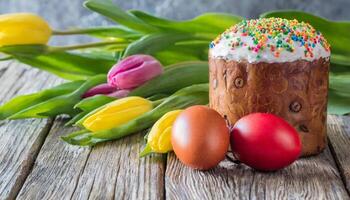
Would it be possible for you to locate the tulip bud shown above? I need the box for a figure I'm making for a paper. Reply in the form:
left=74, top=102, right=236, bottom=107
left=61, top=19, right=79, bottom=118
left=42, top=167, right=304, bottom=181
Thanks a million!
left=62, top=84, right=209, bottom=146
left=141, top=110, right=183, bottom=156
left=83, top=96, right=153, bottom=132
left=82, top=84, right=131, bottom=99
left=82, top=83, right=117, bottom=98
left=107, top=89, right=130, bottom=98
left=0, top=13, right=52, bottom=47
left=107, top=54, right=163, bottom=89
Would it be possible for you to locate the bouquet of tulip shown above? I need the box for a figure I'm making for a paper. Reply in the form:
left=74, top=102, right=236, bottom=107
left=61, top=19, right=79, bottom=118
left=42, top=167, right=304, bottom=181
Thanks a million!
left=0, top=0, right=349, bottom=156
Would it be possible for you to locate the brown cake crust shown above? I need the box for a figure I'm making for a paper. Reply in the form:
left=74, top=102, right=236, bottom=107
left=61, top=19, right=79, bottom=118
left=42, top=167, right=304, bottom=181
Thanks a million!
left=209, top=57, right=330, bottom=156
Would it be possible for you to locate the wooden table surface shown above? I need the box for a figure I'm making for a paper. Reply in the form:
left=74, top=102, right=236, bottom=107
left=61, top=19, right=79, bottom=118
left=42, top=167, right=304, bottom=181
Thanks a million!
left=0, top=61, right=349, bottom=200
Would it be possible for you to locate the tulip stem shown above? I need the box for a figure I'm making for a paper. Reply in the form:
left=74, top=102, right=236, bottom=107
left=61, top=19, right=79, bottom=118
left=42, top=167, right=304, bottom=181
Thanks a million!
left=49, top=41, right=128, bottom=51
left=152, top=98, right=167, bottom=107
left=52, top=29, right=94, bottom=35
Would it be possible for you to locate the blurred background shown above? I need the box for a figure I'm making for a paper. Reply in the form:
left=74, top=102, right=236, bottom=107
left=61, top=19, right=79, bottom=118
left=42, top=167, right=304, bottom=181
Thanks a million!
left=1, top=0, right=349, bottom=44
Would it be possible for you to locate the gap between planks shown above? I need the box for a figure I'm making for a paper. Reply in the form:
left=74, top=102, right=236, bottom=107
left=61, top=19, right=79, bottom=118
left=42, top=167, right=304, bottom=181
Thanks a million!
left=13, top=115, right=350, bottom=200
left=0, top=62, right=64, bottom=200
left=0, top=60, right=12, bottom=79
left=15, top=119, right=166, bottom=200
left=165, top=116, right=350, bottom=200
left=328, top=139, right=350, bottom=197
left=2, top=62, right=350, bottom=200
left=9, top=119, right=55, bottom=200
left=327, top=115, right=350, bottom=195
left=1, top=61, right=166, bottom=200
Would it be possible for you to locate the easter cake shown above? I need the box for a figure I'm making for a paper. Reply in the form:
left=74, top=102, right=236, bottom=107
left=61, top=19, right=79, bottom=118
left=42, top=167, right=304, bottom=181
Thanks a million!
left=209, top=17, right=331, bottom=156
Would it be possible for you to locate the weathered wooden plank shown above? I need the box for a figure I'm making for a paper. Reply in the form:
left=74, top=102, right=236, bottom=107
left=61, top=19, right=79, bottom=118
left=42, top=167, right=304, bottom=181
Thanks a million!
left=249, top=147, right=349, bottom=200
left=70, top=133, right=165, bottom=200
left=0, top=62, right=61, bottom=200
left=328, top=115, right=350, bottom=194
left=16, top=123, right=165, bottom=200
left=166, top=123, right=350, bottom=200
left=166, top=153, right=253, bottom=200
left=15, top=118, right=91, bottom=200
left=0, top=118, right=53, bottom=200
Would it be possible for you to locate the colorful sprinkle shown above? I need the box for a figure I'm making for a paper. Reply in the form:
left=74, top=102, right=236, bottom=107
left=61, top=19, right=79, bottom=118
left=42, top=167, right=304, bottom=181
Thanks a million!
left=210, top=17, right=331, bottom=60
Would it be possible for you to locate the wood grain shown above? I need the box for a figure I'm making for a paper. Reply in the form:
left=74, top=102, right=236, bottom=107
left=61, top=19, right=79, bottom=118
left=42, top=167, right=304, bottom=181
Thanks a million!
left=1, top=63, right=350, bottom=200
left=16, top=118, right=91, bottom=200
left=0, top=62, right=61, bottom=200
left=166, top=145, right=349, bottom=199
left=16, top=122, right=165, bottom=200
left=70, top=133, right=165, bottom=200
left=328, top=115, right=350, bottom=194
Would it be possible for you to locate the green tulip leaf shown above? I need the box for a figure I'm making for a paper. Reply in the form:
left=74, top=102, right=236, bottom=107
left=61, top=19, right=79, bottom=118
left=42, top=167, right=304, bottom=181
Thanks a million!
left=129, top=10, right=242, bottom=37
left=0, top=80, right=83, bottom=120
left=74, top=95, right=115, bottom=111
left=8, top=75, right=106, bottom=119
left=129, top=61, right=209, bottom=97
left=328, top=63, right=350, bottom=114
left=154, top=41, right=209, bottom=65
left=84, top=0, right=157, bottom=33
left=328, top=89, right=350, bottom=115
left=123, top=33, right=196, bottom=57
left=0, top=45, right=115, bottom=80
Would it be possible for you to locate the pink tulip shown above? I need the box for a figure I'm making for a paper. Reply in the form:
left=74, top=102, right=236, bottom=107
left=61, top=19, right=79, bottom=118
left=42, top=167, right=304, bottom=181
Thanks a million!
left=82, top=83, right=117, bottom=98
left=107, top=54, right=163, bottom=89
left=108, top=89, right=130, bottom=98
left=82, top=84, right=131, bottom=99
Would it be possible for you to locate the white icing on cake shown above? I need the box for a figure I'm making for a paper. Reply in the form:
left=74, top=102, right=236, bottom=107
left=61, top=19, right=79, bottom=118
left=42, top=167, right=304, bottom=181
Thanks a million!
left=209, top=18, right=330, bottom=63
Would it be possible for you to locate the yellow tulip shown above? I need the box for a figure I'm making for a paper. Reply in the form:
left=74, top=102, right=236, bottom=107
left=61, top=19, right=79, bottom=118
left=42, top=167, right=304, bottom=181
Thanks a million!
left=144, top=110, right=183, bottom=154
left=0, top=13, right=52, bottom=47
left=83, top=96, right=153, bottom=132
